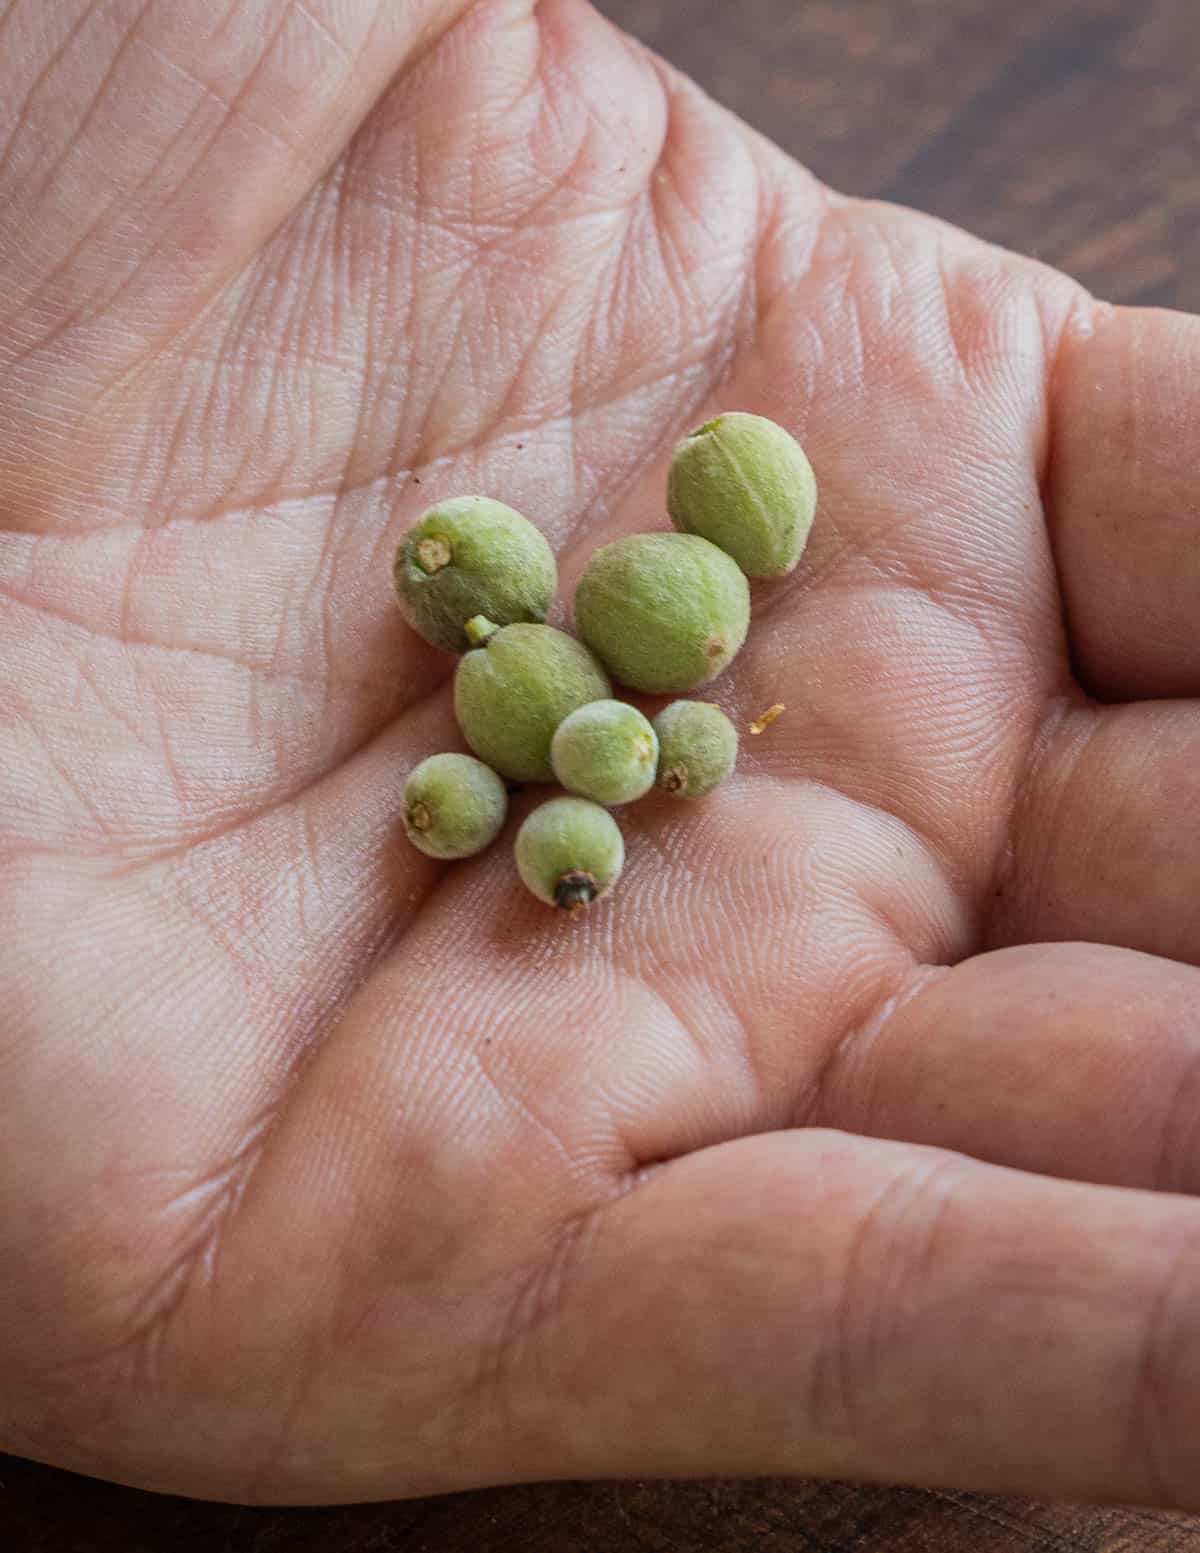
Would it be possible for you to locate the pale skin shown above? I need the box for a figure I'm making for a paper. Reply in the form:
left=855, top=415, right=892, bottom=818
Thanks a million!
left=4, top=0, right=1200, bottom=1510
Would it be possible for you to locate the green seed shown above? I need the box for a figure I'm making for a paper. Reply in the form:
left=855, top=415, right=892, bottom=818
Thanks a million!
left=454, top=624, right=611, bottom=783
left=667, top=411, right=817, bottom=578
left=393, top=496, right=557, bottom=654
left=515, top=797, right=625, bottom=910
left=574, top=532, right=750, bottom=694
left=653, top=701, right=738, bottom=799
left=403, top=753, right=508, bottom=859
left=551, top=699, right=659, bottom=806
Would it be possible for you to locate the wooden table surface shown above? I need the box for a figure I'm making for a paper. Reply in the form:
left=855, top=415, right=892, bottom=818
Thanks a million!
left=5, top=0, right=1200, bottom=1548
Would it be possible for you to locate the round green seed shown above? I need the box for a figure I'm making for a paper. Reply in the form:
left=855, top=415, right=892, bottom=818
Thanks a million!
left=551, top=699, right=659, bottom=806
left=653, top=700, right=738, bottom=799
left=403, top=752, right=508, bottom=859
left=514, top=796, right=625, bottom=910
left=393, top=496, right=557, bottom=653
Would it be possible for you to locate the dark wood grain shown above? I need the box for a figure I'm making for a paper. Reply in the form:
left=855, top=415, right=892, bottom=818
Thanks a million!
left=5, top=0, right=1200, bottom=1548
left=6, top=1461, right=1200, bottom=1553
left=604, top=0, right=1200, bottom=309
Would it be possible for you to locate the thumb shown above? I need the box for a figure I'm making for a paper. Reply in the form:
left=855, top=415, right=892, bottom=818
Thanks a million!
left=507, top=1125, right=1200, bottom=1508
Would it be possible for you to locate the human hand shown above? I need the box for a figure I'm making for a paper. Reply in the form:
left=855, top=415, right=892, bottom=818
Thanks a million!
left=3, top=0, right=1200, bottom=1507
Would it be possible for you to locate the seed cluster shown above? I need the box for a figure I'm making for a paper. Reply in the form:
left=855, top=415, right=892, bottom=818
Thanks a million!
left=394, top=412, right=816, bottom=913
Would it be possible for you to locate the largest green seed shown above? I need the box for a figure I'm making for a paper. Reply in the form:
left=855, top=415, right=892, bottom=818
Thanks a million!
left=393, top=496, right=557, bottom=653
left=574, top=532, right=750, bottom=694
left=454, top=623, right=610, bottom=783
left=667, top=412, right=817, bottom=578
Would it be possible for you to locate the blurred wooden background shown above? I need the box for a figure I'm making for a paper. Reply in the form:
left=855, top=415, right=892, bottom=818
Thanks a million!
left=606, top=0, right=1200, bottom=310
left=5, top=0, right=1200, bottom=1548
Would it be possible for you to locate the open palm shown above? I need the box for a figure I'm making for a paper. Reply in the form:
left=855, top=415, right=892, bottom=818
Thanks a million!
left=5, top=0, right=1200, bottom=1508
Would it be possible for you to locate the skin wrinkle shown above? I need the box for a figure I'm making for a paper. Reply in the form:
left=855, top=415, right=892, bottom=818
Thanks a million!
left=0, top=0, right=158, bottom=206
left=50, top=1108, right=278, bottom=1387
left=2, top=0, right=427, bottom=412
left=471, top=1203, right=604, bottom=1455
left=3, top=339, right=743, bottom=539
left=1032, top=288, right=1105, bottom=654
left=9, top=701, right=113, bottom=837
left=0, top=581, right=419, bottom=857
left=416, top=209, right=652, bottom=469
left=0, top=3, right=98, bottom=189
left=166, top=826, right=471, bottom=1314
left=1124, top=1219, right=1200, bottom=1509
left=138, top=23, right=310, bottom=171
left=931, top=245, right=980, bottom=394
left=1, top=0, right=182, bottom=359
left=1151, top=1035, right=1200, bottom=1199
left=822, top=1151, right=970, bottom=1464
left=2, top=559, right=397, bottom=693
left=747, top=174, right=837, bottom=359
left=824, top=781, right=969, bottom=948
left=1038, top=303, right=1146, bottom=704
left=802, top=972, right=931, bottom=1136
left=804, top=962, right=953, bottom=1131
left=751, top=214, right=1080, bottom=925
left=984, top=690, right=1096, bottom=948
left=321, top=165, right=392, bottom=588
left=465, top=1139, right=672, bottom=1483
left=0, top=0, right=25, bottom=41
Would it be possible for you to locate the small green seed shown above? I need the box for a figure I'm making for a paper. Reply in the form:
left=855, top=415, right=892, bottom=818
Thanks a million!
left=551, top=699, right=659, bottom=806
left=653, top=700, right=738, bottom=799
left=574, top=532, right=750, bottom=693
left=667, top=411, right=817, bottom=578
left=514, top=796, right=625, bottom=910
left=403, top=753, right=508, bottom=859
left=394, top=496, right=557, bottom=654
left=454, top=624, right=611, bottom=783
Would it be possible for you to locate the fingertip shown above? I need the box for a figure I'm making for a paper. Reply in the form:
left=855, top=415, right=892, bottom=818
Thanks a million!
left=1049, top=302, right=1200, bottom=700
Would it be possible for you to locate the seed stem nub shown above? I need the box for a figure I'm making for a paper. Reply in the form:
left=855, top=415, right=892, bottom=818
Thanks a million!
left=408, top=801, right=432, bottom=833
left=554, top=870, right=599, bottom=911
left=663, top=763, right=688, bottom=794
left=415, top=535, right=453, bottom=575
left=464, top=614, right=500, bottom=648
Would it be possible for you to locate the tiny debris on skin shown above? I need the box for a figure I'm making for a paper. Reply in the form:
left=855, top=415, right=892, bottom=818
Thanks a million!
left=750, top=703, right=786, bottom=735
